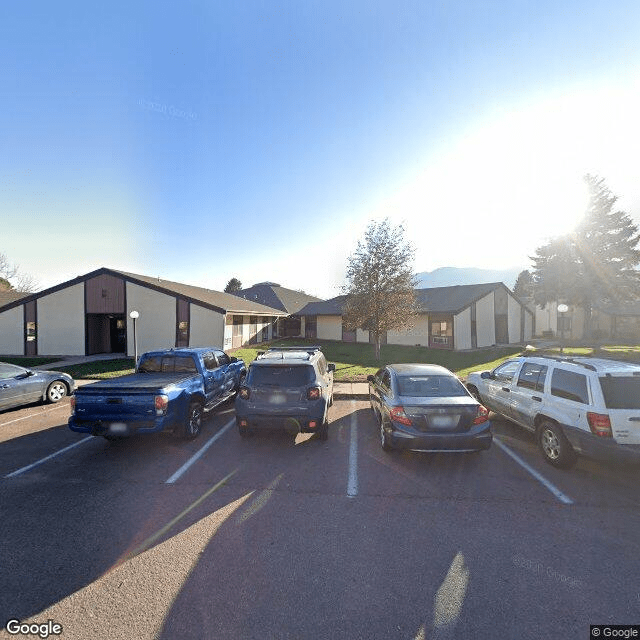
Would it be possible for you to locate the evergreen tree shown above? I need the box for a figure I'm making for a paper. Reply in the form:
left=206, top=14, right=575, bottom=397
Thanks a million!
left=224, top=277, right=242, bottom=293
left=532, top=175, right=640, bottom=334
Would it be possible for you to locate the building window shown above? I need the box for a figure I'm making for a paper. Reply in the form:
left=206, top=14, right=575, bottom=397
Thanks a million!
left=26, top=321, right=37, bottom=342
left=178, top=321, right=189, bottom=345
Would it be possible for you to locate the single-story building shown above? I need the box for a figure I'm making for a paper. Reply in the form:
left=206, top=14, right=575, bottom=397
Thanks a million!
left=298, top=282, right=534, bottom=350
left=535, top=300, right=640, bottom=342
left=0, top=268, right=287, bottom=357
left=233, top=282, right=324, bottom=338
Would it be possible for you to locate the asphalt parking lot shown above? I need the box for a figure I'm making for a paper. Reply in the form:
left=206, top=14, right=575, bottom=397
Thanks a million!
left=2, top=398, right=640, bottom=640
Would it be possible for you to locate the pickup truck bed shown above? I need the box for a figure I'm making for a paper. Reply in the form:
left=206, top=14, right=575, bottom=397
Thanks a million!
left=69, top=347, right=246, bottom=440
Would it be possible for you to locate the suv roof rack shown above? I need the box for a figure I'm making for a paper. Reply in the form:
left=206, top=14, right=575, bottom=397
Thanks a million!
left=524, top=354, right=597, bottom=371
left=264, top=346, right=322, bottom=354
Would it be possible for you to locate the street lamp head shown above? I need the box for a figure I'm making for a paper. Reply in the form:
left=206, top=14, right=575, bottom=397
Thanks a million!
left=557, top=304, right=569, bottom=313
left=129, top=310, right=140, bottom=319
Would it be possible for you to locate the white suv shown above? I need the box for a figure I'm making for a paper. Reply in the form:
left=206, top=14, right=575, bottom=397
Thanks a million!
left=465, top=356, right=640, bottom=468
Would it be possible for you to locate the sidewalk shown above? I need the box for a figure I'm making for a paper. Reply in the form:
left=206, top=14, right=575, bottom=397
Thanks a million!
left=34, top=354, right=127, bottom=371
left=333, top=382, right=369, bottom=400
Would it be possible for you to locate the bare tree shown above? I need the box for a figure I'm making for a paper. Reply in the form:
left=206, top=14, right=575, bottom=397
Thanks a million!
left=342, top=218, right=419, bottom=359
left=0, top=253, right=38, bottom=293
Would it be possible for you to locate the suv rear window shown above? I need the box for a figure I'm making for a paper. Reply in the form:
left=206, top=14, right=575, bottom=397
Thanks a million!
left=599, top=376, right=640, bottom=409
left=249, top=365, right=314, bottom=386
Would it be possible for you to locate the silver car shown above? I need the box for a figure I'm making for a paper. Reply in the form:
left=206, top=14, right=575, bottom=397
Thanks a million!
left=0, top=362, right=75, bottom=411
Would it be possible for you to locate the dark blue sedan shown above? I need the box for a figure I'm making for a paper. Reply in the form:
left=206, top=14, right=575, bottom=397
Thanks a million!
left=367, top=363, right=492, bottom=453
left=0, top=362, right=75, bottom=412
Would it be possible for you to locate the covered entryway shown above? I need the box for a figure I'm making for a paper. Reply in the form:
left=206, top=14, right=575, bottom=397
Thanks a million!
left=87, top=314, right=126, bottom=354
left=85, top=273, right=127, bottom=355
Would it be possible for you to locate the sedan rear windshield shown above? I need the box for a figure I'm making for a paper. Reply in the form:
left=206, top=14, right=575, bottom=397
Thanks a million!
left=397, top=375, right=468, bottom=397
left=599, top=376, right=640, bottom=409
left=249, top=365, right=314, bottom=386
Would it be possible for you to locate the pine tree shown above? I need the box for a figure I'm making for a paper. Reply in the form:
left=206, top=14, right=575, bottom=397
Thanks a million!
left=531, top=175, right=640, bottom=334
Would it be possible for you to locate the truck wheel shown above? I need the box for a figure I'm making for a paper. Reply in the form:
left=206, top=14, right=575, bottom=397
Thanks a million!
left=184, top=401, right=203, bottom=439
left=537, top=420, right=576, bottom=469
left=46, top=381, right=68, bottom=403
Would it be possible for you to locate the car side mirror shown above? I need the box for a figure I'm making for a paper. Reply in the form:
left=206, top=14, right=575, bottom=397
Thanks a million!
left=480, top=371, right=493, bottom=380
left=230, top=356, right=238, bottom=363
left=328, top=363, right=336, bottom=372
left=367, top=375, right=375, bottom=383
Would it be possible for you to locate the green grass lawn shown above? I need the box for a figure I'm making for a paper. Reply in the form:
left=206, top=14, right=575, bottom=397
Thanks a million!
left=58, top=358, right=135, bottom=380
left=47, top=340, right=640, bottom=382
left=232, top=338, right=523, bottom=381
left=1, top=356, right=64, bottom=367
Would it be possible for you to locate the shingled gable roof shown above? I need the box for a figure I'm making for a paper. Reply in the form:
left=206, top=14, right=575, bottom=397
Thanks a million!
left=0, top=268, right=287, bottom=316
left=298, top=283, right=525, bottom=316
left=234, top=282, right=324, bottom=315
left=414, top=282, right=512, bottom=314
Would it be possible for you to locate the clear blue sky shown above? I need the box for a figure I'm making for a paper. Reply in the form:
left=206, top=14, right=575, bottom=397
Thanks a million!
left=3, top=0, right=640, bottom=298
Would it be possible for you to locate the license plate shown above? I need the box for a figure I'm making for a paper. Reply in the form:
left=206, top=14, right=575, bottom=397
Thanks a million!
left=269, top=394, right=286, bottom=404
left=430, top=415, right=458, bottom=429
left=109, top=422, right=128, bottom=434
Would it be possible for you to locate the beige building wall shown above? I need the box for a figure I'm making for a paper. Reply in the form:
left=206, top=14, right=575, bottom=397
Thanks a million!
left=524, top=310, right=533, bottom=341
left=317, top=316, right=342, bottom=341
left=508, top=295, right=522, bottom=344
left=387, top=315, right=430, bottom=346
left=0, top=307, right=24, bottom=355
left=454, top=308, right=472, bottom=350
left=38, top=284, right=85, bottom=355
left=189, top=304, right=225, bottom=348
left=535, top=303, right=557, bottom=335
left=476, top=293, right=495, bottom=348
left=356, top=329, right=369, bottom=343
left=223, top=317, right=233, bottom=351
left=126, top=283, right=176, bottom=356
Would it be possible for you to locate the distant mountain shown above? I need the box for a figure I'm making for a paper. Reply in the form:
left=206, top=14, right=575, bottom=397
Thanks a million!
left=416, top=266, right=523, bottom=290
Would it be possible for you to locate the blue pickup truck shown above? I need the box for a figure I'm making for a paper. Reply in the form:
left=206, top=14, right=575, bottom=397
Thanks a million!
left=69, top=347, right=246, bottom=440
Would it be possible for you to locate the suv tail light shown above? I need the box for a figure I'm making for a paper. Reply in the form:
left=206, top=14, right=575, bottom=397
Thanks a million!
left=239, top=387, right=250, bottom=400
left=390, top=406, right=412, bottom=426
left=70, top=396, right=76, bottom=414
left=307, top=387, right=321, bottom=400
left=473, top=405, right=490, bottom=425
left=587, top=412, right=612, bottom=437
left=154, top=395, right=169, bottom=416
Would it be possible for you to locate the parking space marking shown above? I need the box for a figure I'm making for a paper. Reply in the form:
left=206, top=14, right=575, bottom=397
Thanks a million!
left=494, top=437, right=574, bottom=505
left=4, top=436, right=94, bottom=478
left=165, top=418, right=235, bottom=484
left=347, top=403, right=358, bottom=498
left=0, top=403, right=68, bottom=428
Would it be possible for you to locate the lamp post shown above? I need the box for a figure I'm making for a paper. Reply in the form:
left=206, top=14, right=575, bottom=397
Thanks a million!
left=557, top=304, right=568, bottom=354
left=129, top=310, right=139, bottom=366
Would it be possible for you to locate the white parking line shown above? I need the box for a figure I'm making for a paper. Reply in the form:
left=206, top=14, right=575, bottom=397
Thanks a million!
left=494, top=437, right=574, bottom=505
left=4, top=436, right=94, bottom=478
left=165, top=418, right=235, bottom=484
left=347, top=404, right=358, bottom=498
left=0, top=403, right=68, bottom=428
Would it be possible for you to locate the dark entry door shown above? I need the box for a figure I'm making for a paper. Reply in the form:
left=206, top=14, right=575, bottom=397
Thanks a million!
left=495, top=315, right=509, bottom=344
left=87, top=314, right=125, bottom=354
